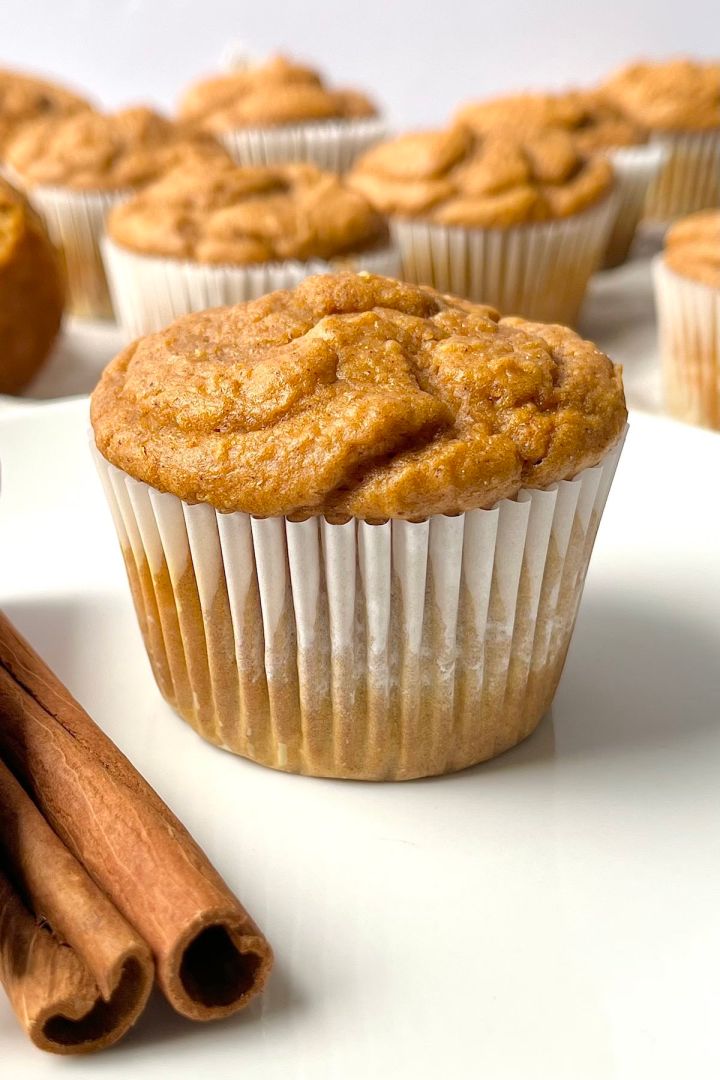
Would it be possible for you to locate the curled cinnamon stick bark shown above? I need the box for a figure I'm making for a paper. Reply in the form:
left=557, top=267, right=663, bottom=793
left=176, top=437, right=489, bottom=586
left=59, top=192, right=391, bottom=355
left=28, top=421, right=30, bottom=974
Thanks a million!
left=0, top=612, right=272, bottom=1021
left=0, top=760, right=153, bottom=1053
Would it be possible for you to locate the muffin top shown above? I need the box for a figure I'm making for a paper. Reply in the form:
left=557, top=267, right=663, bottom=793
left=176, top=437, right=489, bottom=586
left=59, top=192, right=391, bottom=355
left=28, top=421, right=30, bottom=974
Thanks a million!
left=107, top=160, right=389, bottom=264
left=348, top=126, right=613, bottom=227
left=0, top=68, right=92, bottom=153
left=4, top=106, right=232, bottom=190
left=664, top=209, right=720, bottom=287
left=91, top=272, right=626, bottom=521
left=179, top=55, right=378, bottom=132
left=456, top=90, right=647, bottom=153
left=602, top=59, right=720, bottom=131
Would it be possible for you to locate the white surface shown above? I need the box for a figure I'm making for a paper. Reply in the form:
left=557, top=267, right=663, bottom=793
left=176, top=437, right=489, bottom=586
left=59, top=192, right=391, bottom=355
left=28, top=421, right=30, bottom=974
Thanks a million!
left=0, top=398, right=719, bottom=1079
left=2, top=0, right=719, bottom=127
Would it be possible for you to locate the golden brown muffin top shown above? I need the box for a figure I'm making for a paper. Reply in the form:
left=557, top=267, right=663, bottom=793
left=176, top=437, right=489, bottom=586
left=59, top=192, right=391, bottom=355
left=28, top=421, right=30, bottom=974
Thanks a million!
left=602, top=58, right=720, bottom=131
left=4, top=106, right=232, bottom=190
left=664, top=209, right=720, bottom=288
left=179, top=55, right=378, bottom=132
left=348, top=126, right=613, bottom=227
left=91, top=272, right=626, bottom=521
left=456, top=90, right=647, bottom=153
left=0, top=68, right=92, bottom=153
left=107, top=160, right=389, bottom=264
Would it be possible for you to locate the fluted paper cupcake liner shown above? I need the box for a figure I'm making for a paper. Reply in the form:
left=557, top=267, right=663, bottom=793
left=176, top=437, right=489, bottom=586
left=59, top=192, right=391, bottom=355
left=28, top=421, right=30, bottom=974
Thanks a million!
left=218, top=118, right=386, bottom=172
left=93, top=431, right=625, bottom=781
left=390, top=194, right=616, bottom=325
left=23, top=184, right=129, bottom=318
left=603, top=144, right=667, bottom=267
left=102, top=239, right=402, bottom=338
left=653, top=256, right=720, bottom=430
left=644, top=130, right=720, bottom=223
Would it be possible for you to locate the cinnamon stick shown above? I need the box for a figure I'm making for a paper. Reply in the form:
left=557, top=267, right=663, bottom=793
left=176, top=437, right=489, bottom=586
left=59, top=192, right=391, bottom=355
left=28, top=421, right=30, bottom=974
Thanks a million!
left=0, top=759, right=153, bottom=1053
left=0, top=611, right=272, bottom=1022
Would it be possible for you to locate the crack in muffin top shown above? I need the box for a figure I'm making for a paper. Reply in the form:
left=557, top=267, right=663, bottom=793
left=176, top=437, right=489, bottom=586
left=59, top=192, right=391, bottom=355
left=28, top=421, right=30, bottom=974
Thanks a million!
left=0, top=68, right=92, bottom=153
left=601, top=59, right=720, bottom=131
left=4, top=106, right=232, bottom=190
left=179, top=55, right=378, bottom=132
left=91, top=273, right=626, bottom=520
left=107, top=161, right=389, bottom=264
left=347, top=126, right=613, bottom=227
left=664, top=210, right=720, bottom=288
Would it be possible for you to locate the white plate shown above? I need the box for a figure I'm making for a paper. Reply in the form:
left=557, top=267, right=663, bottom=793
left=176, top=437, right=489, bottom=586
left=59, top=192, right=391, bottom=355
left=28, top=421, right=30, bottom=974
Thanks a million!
left=0, top=399, right=719, bottom=1080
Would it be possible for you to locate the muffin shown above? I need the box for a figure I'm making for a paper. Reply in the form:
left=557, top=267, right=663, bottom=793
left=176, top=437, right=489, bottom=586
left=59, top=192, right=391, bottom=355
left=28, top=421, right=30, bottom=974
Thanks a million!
left=179, top=55, right=385, bottom=171
left=103, top=160, right=400, bottom=336
left=653, top=209, right=720, bottom=428
left=91, top=272, right=627, bottom=781
left=4, top=107, right=231, bottom=317
left=455, top=90, right=666, bottom=267
left=0, top=177, right=64, bottom=393
left=602, top=59, right=720, bottom=221
left=348, top=125, right=615, bottom=323
left=0, top=68, right=92, bottom=156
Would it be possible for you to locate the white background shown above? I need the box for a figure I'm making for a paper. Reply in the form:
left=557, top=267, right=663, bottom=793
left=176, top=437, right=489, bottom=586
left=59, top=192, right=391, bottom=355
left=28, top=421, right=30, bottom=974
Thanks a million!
left=2, top=0, right=718, bottom=127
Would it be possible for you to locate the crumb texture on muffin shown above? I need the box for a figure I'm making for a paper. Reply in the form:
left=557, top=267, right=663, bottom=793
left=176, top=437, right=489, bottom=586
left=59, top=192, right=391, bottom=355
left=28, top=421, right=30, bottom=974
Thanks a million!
left=664, top=209, right=720, bottom=287
left=348, top=126, right=613, bottom=226
left=91, top=272, right=626, bottom=520
left=4, top=106, right=231, bottom=189
left=107, top=161, right=389, bottom=263
left=179, top=55, right=377, bottom=132
left=0, top=68, right=92, bottom=152
left=602, top=58, right=720, bottom=131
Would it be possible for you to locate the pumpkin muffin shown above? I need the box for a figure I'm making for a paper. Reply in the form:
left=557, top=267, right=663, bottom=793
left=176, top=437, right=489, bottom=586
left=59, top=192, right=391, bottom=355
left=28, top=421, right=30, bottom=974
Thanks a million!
left=179, top=55, right=384, bottom=171
left=602, top=59, right=720, bottom=220
left=91, top=271, right=627, bottom=781
left=103, top=160, right=399, bottom=336
left=348, top=125, right=615, bottom=322
left=0, top=68, right=91, bottom=155
left=5, top=107, right=231, bottom=317
left=0, top=176, right=64, bottom=394
left=653, top=209, right=720, bottom=428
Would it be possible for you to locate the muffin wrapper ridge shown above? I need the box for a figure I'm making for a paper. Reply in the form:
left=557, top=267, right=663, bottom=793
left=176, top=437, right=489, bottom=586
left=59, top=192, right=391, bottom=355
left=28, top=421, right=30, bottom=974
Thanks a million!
left=390, top=195, right=616, bottom=325
left=644, top=129, right=720, bottom=223
left=25, top=185, right=128, bottom=318
left=603, top=144, right=667, bottom=267
left=102, top=240, right=403, bottom=338
left=218, top=117, right=386, bottom=172
left=93, top=432, right=625, bottom=781
left=653, top=257, right=720, bottom=430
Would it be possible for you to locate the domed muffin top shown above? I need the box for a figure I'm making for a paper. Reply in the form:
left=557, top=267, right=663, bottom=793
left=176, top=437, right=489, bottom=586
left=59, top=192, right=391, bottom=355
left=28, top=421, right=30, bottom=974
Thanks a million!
left=91, top=272, right=626, bottom=521
left=179, top=55, right=378, bottom=132
left=348, top=126, right=613, bottom=227
left=664, top=209, right=720, bottom=288
left=107, top=161, right=389, bottom=264
left=5, top=106, right=232, bottom=190
left=601, top=58, right=720, bottom=131
left=0, top=68, right=92, bottom=152
left=455, top=90, right=647, bottom=153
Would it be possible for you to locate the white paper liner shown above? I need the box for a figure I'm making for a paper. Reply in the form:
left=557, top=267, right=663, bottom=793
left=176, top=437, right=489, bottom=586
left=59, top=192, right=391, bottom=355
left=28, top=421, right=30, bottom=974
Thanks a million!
left=389, top=194, right=616, bottom=325
left=644, top=129, right=720, bottom=223
left=603, top=144, right=667, bottom=267
left=102, top=239, right=402, bottom=338
left=653, top=256, right=720, bottom=429
left=218, top=118, right=386, bottom=172
left=93, top=431, right=626, bottom=781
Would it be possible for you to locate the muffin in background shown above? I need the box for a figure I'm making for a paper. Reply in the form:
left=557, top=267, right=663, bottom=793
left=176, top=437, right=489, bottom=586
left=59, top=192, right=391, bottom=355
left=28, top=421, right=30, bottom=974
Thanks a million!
left=455, top=89, right=666, bottom=267
left=653, top=209, right=720, bottom=428
left=5, top=107, right=231, bottom=318
left=104, top=160, right=399, bottom=336
left=348, top=125, right=615, bottom=324
left=91, top=271, right=627, bottom=781
left=179, top=54, right=385, bottom=171
left=0, top=176, right=64, bottom=394
left=602, top=58, right=720, bottom=221
left=0, top=68, right=92, bottom=156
